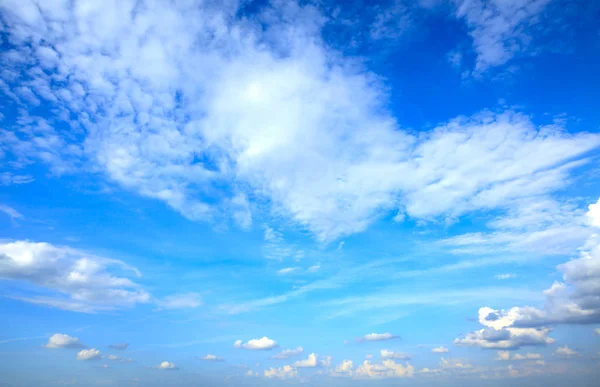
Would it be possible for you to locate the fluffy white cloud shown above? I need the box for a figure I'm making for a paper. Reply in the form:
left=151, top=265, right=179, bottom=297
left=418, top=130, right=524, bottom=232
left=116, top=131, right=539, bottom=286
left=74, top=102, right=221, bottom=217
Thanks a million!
left=380, top=350, right=411, bottom=360
left=234, top=337, right=277, bottom=350
left=334, top=360, right=354, bottom=373
left=201, top=354, right=223, bottom=362
left=353, top=360, right=414, bottom=379
left=0, top=1, right=597, bottom=242
left=362, top=333, right=396, bottom=341
left=44, top=333, right=84, bottom=349
left=76, top=348, right=101, bottom=361
left=271, top=347, right=304, bottom=360
left=431, top=346, right=449, bottom=353
left=588, top=199, right=600, bottom=227
left=495, top=351, right=542, bottom=361
left=156, top=361, right=178, bottom=370
left=452, top=0, right=551, bottom=72
left=155, top=293, right=202, bottom=310
left=456, top=198, right=600, bottom=348
left=0, top=241, right=150, bottom=312
left=554, top=346, right=578, bottom=358
left=264, top=365, right=297, bottom=379
left=293, top=353, right=318, bottom=368
left=454, top=307, right=555, bottom=349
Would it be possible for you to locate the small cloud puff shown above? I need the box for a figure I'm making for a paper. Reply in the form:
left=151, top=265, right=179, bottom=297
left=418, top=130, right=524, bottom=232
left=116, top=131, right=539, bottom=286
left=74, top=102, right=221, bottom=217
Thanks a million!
left=77, top=348, right=101, bottom=361
left=361, top=333, right=397, bottom=342
left=431, top=346, right=449, bottom=353
left=156, top=361, right=178, bottom=370
left=201, top=354, right=224, bottom=361
left=234, top=337, right=277, bottom=350
left=44, top=334, right=84, bottom=349
left=555, top=346, right=578, bottom=358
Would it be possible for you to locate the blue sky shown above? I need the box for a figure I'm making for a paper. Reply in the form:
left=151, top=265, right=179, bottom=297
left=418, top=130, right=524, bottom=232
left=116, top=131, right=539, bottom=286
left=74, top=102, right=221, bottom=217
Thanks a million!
left=1, top=0, right=600, bottom=385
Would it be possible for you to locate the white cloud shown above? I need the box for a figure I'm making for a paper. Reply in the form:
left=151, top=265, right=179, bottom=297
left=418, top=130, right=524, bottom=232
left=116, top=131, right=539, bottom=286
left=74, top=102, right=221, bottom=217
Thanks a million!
left=0, top=204, right=22, bottom=220
left=380, top=349, right=410, bottom=360
left=452, top=0, right=552, bottom=72
left=588, top=199, right=600, bottom=227
left=353, top=359, right=414, bottom=379
left=307, top=265, right=321, bottom=272
left=156, top=361, right=178, bottom=370
left=264, top=365, right=297, bottom=379
left=362, top=333, right=396, bottom=342
left=277, top=267, right=299, bottom=275
left=0, top=1, right=597, bottom=242
left=454, top=307, right=556, bottom=349
left=44, top=333, right=84, bottom=349
left=234, top=337, right=277, bottom=350
left=201, top=354, right=224, bottom=362
left=335, top=360, right=354, bottom=373
left=270, top=347, right=304, bottom=360
left=107, top=354, right=134, bottom=363
left=293, top=353, right=318, bottom=368
left=495, top=273, right=516, bottom=280
left=0, top=241, right=150, bottom=312
left=431, top=346, right=449, bottom=353
left=513, top=353, right=542, bottom=360
left=155, top=293, right=202, bottom=310
left=76, top=348, right=101, bottom=361
left=456, top=198, right=600, bottom=347
left=495, top=351, right=542, bottom=361
left=554, top=346, right=578, bottom=358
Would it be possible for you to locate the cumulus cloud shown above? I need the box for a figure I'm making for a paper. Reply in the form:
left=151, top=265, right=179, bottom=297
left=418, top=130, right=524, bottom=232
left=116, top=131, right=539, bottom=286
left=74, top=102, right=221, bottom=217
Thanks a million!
left=0, top=241, right=149, bottom=312
left=335, top=360, right=354, bottom=373
left=0, top=1, right=598, bottom=242
left=431, top=346, right=449, bottom=353
left=380, top=350, right=411, bottom=360
left=332, top=358, right=413, bottom=379
left=156, top=361, right=178, bottom=370
left=361, top=333, right=396, bottom=342
left=454, top=307, right=555, bottom=349
left=353, top=360, right=414, bottom=379
left=44, top=334, right=84, bottom=349
left=270, top=347, right=304, bottom=360
left=76, top=348, right=101, bottom=361
left=554, top=346, right=578, bottom=358
left=264, top=365, right=297, bottom=379
left=234, top=337, right=278, bottom=350
left=293, top=353, right=318, bottom=368
left=455, top=198, right=600, bottom=348
left=154, top=293, right=202, bottom=310
left=495, top=351, right=542, bottom=361
left=201, top=354, right=224, bottom=362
